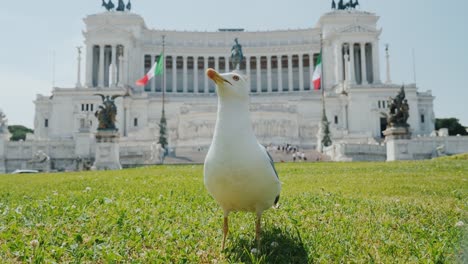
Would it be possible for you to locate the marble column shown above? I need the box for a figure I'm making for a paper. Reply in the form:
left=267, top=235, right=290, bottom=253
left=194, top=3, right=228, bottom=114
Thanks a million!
left=149, top=55, right=154, bottom=91
left=256, top=56, right=261, bottom=93
left=267, top=56, right=272, bottom=92
left=76, top=47, right=82, bottom=88
left=349, top=43, right=355, bottom=84
left=183, top=56, right=188, bottom=93
left=215, top=56, right=219, bottom=72
left=335, top=43, right=341, bottom=83
left=245, top=56, right=251, bottom=91
left=344, top=54, right=350, bottom=84
left=360, top=43, right=368, bottom=85
left=278, top=55, right=283, bottom=91
left=111, top=45, right=117, bottom=86
left=298, top=54, right=304, bottom=91
left=309, top=53, right=314, bottom=87
left=85, top=44, right=93, bottom=87
left=288, top=55, right=293, bottom=92
left=225, top=56, right=230, bottom=72
left=194, top=57, right=199, bottom=93
left=123, top=47, right=129, bottom=86
left=172, top=56, right=177, bottom=93
left=98, top=45, right=104, bottom=87
left=118, top=55, right=123, bottom=87
left=204, top=56, right=209, bottom=93
left=373, top=42, right=381, bottom=83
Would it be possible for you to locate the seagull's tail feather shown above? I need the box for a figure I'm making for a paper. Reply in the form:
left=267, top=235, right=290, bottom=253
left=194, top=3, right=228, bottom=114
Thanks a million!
left=273, top=195, right=280, bottom=209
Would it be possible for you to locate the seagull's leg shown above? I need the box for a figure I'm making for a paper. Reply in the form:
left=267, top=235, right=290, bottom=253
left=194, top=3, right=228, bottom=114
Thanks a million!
left=222, top=213, right=229, bottom=250
left=255, top=212, right=262, bottom=250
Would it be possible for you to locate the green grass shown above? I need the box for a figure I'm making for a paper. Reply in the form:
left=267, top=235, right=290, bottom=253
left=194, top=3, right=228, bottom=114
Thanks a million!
left=0, top=160, right=467, bottom=263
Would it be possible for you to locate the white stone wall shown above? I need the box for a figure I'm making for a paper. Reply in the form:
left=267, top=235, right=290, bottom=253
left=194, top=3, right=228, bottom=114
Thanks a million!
left=324, top=143, right=386, bottom=162
left=387, top=136, right=468, bottom=161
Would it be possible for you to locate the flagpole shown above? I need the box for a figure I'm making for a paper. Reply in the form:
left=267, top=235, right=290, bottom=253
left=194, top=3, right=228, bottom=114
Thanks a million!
left=162, top=35, right=166, bottom=112
left=320, top=33, right=325, bottom=111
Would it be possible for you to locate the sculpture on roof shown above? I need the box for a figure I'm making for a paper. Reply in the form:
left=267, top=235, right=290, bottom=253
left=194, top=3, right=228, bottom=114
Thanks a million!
left=336, top=0, right=359, bottom=10
left=94, top=94, right=123, bottom=130
left=231, top=38, right=244, bottom=71
left=116, top=0, right=125, bottom=11
left=386, top=86, right=410, bottom=128
left=126, top=0, right=132, bottom=11
left=102, top=0, right=131, bottom=12
left=102, top=0, right=115, bottom=11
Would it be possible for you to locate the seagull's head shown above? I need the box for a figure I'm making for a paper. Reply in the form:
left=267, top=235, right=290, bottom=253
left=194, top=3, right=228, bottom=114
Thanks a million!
left=206, top=68, right=249, bottom=100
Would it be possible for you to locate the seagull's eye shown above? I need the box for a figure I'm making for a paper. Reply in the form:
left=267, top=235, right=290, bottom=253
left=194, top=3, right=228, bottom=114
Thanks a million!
left=233, top=75, right=240, bottom=81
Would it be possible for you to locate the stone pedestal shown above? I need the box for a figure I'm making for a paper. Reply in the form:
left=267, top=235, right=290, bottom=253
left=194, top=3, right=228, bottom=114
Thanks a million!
left=384, top=126, right=412, bottom=161
left=92, top=130, right=122, bottom=170
left=0, top=133, right=7, bottom=174
left=383, top=126, right=411, bottom=140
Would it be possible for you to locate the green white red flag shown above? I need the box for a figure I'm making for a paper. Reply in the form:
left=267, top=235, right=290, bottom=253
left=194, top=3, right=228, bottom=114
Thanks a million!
left=312, top=52, right=322, bottom=90
left=136, top=53, right=164, bottom=86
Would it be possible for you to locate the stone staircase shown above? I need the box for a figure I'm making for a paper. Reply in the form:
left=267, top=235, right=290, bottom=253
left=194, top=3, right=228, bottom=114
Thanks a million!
left=163, top=148, right=329, bottom=164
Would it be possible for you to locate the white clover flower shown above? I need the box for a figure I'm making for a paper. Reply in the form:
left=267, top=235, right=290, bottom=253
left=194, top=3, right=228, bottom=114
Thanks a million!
left=84, top=187, right=92, bottom=192
left=30, top=239, right=39, bottom=247
left=271, top=241, right=279, bottom=247
left=251, top=248, right=259, bottom=254
left=455, top=221, right=464, bottom=227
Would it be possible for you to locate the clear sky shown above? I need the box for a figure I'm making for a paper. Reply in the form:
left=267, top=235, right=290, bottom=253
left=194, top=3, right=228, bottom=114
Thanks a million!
left=0, top=0, right=467, bottom=128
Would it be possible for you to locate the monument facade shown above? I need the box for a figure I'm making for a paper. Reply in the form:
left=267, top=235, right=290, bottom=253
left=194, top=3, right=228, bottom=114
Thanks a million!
left=0, top=3, right=439, bottom=171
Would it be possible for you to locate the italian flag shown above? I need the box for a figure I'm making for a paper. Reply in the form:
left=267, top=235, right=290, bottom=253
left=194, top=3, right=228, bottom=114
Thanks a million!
left=136, top=53, right=164, bottom=86
left=312, top=52, right=322, bottom=90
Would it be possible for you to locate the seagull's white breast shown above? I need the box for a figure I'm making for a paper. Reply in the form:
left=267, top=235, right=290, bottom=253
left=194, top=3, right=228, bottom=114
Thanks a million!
left=204, top=133, right=281, bottom=214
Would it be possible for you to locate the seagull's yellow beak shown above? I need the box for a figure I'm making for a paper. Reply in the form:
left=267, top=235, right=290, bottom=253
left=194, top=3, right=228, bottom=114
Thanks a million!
left=207, top=68, right=232, bottom=86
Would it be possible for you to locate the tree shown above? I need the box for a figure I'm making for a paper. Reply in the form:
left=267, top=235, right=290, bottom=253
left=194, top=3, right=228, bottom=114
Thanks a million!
left=435, top=118, right=468, bottom=136
left=321, top=114, right=332, bottom=148
left=158, top=109, right=168, bottom=152
left=8, top=125, right=34, bottom=141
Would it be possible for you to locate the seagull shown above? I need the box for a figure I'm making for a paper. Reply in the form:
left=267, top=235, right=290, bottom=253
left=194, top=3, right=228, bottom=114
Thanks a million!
left=204, top=68, right=281, bottom=250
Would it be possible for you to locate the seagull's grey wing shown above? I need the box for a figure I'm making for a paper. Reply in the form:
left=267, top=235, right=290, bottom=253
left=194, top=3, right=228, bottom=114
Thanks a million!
left=258, top=143, right=281, bottom=207
left=259, top=143, right=279, bottom=180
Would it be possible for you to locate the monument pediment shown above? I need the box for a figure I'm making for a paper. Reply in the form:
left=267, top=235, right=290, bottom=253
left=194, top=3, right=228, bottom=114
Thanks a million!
left=84, top=25, right=135, bottom=40
left=338, top=24, right=377, bottom=34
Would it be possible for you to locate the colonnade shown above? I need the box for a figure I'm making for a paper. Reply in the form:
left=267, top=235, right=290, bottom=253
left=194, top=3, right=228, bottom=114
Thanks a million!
left=87, top=44, right=126, bottom=88
left=338, top=42, right=379, bottom=85
left=143, top=53, right=320, bottom=94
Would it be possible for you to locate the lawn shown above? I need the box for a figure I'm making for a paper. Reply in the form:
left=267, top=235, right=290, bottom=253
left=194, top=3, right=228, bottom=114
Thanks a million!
left=0, top=160, right=467, bottom=263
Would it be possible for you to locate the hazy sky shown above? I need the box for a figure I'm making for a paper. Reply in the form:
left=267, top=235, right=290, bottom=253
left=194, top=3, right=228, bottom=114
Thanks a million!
left=1, top=0, right=467, bottom=128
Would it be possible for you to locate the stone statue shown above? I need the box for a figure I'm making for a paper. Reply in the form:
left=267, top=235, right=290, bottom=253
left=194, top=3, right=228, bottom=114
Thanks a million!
left=337, top=0, right=358, bottom=10
left=31, top=150, right=50, bottom=164
left=102, top=0, right=115, bottom=11
left=116, top=0, right=125, bottom=11
left=352, top=0, right=360, bottom=8
left=0, top=109, right=7, bottom=133
left=386, top=86, right=410, bottom=128
left=332, top=0, right=337, bottom=10
left=94, top=94, right=123, bottom=130
left=338, top=0, right=346, bottom=10
left=126, top=0, right=132, bottom=11
left=231, top=38, right=244, bottom=71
